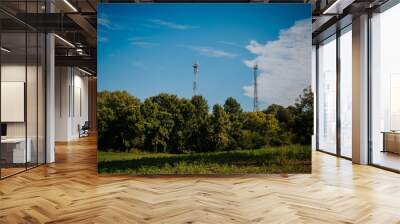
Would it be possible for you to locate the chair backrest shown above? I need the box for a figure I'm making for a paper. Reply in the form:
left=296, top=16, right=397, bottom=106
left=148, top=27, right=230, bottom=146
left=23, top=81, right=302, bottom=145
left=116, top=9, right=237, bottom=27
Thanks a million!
left=83, top=121, right=90, bottom=129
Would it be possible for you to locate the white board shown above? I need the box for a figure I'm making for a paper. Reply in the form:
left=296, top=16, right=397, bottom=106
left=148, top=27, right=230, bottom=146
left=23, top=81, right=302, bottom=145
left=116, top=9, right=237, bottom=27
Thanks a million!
left=1, top=82, right=25, bottom=122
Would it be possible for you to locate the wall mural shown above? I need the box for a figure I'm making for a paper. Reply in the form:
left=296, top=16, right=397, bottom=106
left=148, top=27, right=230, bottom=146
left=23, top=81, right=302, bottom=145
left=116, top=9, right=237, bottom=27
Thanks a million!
left=97, top=3, right=312, bottom=174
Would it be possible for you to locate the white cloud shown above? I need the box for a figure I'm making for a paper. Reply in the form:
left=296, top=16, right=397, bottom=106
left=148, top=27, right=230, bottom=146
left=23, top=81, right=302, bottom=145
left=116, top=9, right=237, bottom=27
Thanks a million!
left=150, top=19, right=199, bottom=30
left=131, top=41, right=159, bottom=47
left=242, top=18, right=311, bottom=107
left=129, top=37, right=158, bottom=48
left=98, top=17, right=112, bottom=29
left=98, top=14, right=123, bottom=30
left=217, top=41, right=243, bottom=48
left=188, top=46, right=237, bottom=59
left=98, top=36, right=108, bottom=43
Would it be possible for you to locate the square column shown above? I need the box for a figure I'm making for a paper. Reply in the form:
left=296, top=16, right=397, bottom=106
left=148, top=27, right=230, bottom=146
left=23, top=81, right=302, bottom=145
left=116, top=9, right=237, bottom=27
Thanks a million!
left=352, top=14, right=369, bottom=164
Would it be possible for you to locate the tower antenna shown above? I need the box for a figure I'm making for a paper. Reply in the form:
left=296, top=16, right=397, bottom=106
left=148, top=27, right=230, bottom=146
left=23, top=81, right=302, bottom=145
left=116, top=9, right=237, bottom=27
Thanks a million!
left=253, top=63, right=259, bottom=112
left=192, top=62, right=199, bottom=96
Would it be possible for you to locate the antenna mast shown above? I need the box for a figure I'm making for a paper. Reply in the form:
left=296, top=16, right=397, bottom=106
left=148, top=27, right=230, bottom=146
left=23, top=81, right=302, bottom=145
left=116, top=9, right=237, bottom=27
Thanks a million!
left=253, top=63, right=259, bottom=112
left=193, top=62, right=199, bottom=96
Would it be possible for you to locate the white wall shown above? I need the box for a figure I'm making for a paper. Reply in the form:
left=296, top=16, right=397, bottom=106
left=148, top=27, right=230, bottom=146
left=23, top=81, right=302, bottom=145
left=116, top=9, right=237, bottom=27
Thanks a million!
left=55, top=67, right=89, bottom=141
left=72, top=72, right=89, bottom=138
left=55, top=66, right=70, bottom=141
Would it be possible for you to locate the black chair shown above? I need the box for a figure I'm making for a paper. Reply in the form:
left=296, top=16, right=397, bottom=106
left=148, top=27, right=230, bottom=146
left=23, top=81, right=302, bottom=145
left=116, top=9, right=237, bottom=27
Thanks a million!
left=79, top=121, right=90, bottom=138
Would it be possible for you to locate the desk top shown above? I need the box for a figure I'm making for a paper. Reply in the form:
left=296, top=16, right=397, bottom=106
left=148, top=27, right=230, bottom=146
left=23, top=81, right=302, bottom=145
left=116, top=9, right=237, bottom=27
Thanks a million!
left=1, top=138, right=28, bottom=143
left=381, top=131, right=400, bottom=134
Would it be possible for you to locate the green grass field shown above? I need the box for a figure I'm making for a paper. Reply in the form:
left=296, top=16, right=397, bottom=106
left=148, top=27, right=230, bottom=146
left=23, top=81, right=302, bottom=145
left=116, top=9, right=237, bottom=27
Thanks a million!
left=98, top=145, right=311, bottom=175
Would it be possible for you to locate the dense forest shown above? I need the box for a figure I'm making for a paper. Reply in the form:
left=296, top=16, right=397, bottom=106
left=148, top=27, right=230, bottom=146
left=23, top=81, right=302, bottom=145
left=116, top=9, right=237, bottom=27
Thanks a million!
left=97, top=87, right=313, bottom=153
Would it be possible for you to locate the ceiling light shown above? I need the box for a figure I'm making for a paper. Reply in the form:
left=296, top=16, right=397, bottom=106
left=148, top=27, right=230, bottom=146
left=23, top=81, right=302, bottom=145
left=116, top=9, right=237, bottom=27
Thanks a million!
left=76, top=48, right=85, bottom=55
left=1, top=47, right=11, bottom=53
left=78, top=67, right=93, bottom=76
left=63, top=0, right=78, bottom=12
left=54, top=34, right=75, bottom=48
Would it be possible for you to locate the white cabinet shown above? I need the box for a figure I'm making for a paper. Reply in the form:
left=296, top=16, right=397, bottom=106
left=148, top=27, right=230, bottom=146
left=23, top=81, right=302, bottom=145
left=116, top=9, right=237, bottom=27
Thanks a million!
left=1, top=138, right=32, bottom=163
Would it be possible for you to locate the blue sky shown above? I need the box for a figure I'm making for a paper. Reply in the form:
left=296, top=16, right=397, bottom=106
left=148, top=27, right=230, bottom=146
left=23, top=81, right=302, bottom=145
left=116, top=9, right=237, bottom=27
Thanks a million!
left=98, top=4, right=311, bottom=112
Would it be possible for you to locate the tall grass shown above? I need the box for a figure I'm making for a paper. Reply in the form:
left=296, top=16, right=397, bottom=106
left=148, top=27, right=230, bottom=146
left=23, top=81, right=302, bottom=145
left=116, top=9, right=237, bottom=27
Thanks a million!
left=98, top=145, right=311, bottom=174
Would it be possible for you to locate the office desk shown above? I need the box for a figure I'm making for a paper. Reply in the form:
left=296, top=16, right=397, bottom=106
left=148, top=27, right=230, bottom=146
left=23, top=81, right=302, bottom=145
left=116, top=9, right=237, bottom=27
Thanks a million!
left=1, top=138, right=31, bottom=164
left=382, top=131, right=400, bottom=154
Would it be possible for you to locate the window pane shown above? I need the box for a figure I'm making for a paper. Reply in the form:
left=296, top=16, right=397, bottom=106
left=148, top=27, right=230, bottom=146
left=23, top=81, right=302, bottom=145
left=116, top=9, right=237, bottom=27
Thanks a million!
left=318, top=36, right=337, bottom=154
left=371, top=3, right=400, bottom=171
left=312, top=45, right=317, bottom=150
left=340, top=28, right=352, bottom=158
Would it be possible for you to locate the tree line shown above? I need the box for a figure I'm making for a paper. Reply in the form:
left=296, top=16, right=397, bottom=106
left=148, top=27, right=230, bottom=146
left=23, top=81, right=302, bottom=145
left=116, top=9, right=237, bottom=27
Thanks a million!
left=97, top=87, right=313, bottom=153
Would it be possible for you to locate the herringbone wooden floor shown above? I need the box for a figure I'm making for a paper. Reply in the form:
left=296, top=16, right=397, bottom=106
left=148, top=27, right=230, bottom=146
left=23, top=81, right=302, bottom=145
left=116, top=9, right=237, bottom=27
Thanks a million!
left=1, top=136, right=400, bottom=224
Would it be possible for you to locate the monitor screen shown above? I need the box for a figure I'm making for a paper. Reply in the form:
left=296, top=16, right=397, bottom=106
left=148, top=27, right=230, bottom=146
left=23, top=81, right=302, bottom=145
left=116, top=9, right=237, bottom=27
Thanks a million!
left=1, top=123, right=7, bottom=137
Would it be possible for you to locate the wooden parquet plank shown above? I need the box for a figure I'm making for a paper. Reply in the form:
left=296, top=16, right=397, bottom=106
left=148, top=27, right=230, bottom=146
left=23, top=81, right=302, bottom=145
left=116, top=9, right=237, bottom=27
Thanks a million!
left=0, top=136, right=400, bottom=223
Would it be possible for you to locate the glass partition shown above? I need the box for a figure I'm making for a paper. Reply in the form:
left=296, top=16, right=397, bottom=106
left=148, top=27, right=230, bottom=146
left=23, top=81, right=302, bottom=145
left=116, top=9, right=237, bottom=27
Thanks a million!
left=317, top=35, right=337, bottom=154
left=0, top=1, right=46, bottom=179
left=27, top=31, right=38, bottom=169
left=37, top=0, right=46, bottom=166
left=38, top=32, right=45, bottom=165
left=1, top=31, right=28, bottom=177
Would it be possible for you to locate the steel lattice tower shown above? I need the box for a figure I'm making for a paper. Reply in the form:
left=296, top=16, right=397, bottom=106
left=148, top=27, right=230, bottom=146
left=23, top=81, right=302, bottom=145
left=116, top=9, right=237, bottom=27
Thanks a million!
left=192, top=62, right=199, bottom=96
left=253, top=63, right=259, bottom=112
